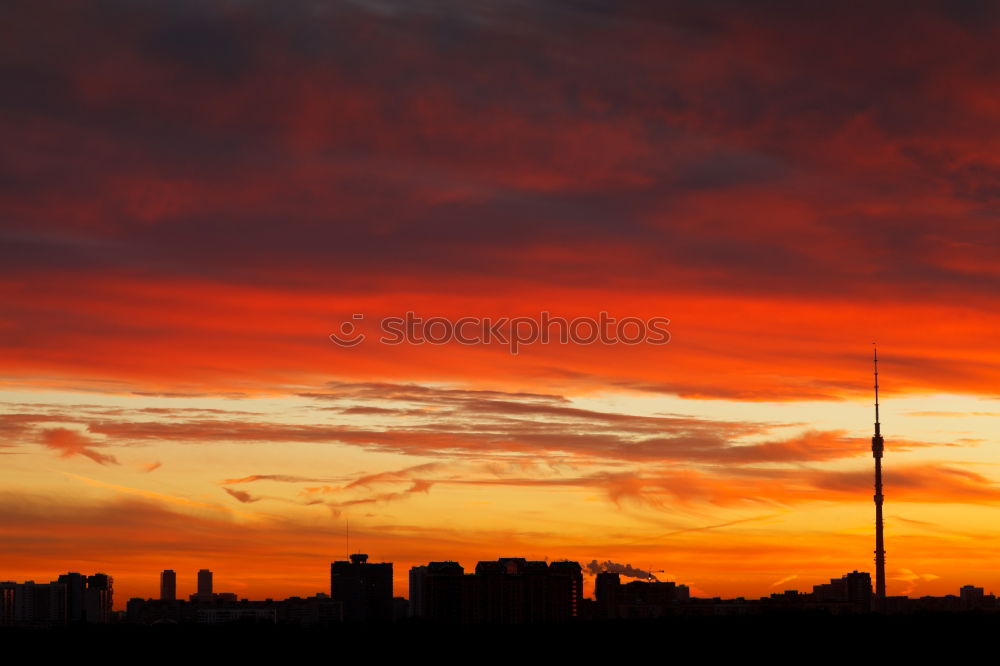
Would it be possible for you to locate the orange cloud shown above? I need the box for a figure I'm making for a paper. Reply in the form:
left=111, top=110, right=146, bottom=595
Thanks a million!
left=222, top=487, right=259, bottom=504
left=39, top=428, right=118, bottom=465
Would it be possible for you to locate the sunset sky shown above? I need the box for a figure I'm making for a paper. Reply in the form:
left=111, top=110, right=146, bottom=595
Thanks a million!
left=4, top=0, right=1000, bottom=607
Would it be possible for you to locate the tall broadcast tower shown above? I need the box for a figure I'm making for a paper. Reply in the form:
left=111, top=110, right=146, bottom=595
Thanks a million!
left=872, top=346, right=886, bottom=601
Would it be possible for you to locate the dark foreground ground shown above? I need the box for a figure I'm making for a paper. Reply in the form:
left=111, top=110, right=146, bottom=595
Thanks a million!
left=2, top=612, right=995, bottom=657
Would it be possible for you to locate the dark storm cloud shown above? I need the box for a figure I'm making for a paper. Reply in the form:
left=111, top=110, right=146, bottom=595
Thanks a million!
left=142, top=10, right=257, bottom=81
left=3, top=0, right=1000, bottom=301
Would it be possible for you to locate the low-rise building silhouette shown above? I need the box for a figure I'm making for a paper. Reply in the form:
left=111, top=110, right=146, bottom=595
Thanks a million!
left=594, top=571, right=690, bottom=619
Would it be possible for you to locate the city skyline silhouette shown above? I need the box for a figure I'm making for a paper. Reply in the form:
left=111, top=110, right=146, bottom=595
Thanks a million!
left=4, top=0, right=1000, bottom=631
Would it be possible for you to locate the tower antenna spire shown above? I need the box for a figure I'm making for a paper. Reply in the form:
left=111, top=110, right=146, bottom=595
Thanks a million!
left=874, top=344, right=880, bottom=436
left=871, top=343, right=886, bottom=605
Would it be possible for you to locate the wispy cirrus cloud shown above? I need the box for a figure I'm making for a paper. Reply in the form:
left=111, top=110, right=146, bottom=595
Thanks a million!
left=218, top=457, right=1000, bottom=514
left=55, top=382, right=945, bottom=466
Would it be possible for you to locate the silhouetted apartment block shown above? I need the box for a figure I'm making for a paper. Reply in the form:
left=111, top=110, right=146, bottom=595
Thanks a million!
left=412, top=558, right=582, bottom=624
left=160, top=569, right=176, bottom=602
left=330, top=554, right=393, bottom=622
left=58, top=572, right=87, bottom=622
left=0, top=581, right=67, bottom=626
left=549, top=560, right=584, bottom=619
left=85, top=573, right=114, bottom=624
left=409, top=565, right=427, bottom=617
left=958, top=585, right=996, bottom=611
left=187, top=569, right=239, bottom=604
left=812, top=571, right=872, bottom=611
left=410, top=561, right=465, bottom=621
left=0, top=583, right=13, bottom=625
left=474, top=558, right=582, bottom=623
left=195, top=569, right=213, bottom=601
left=57, top=572, right=113, bottom=623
